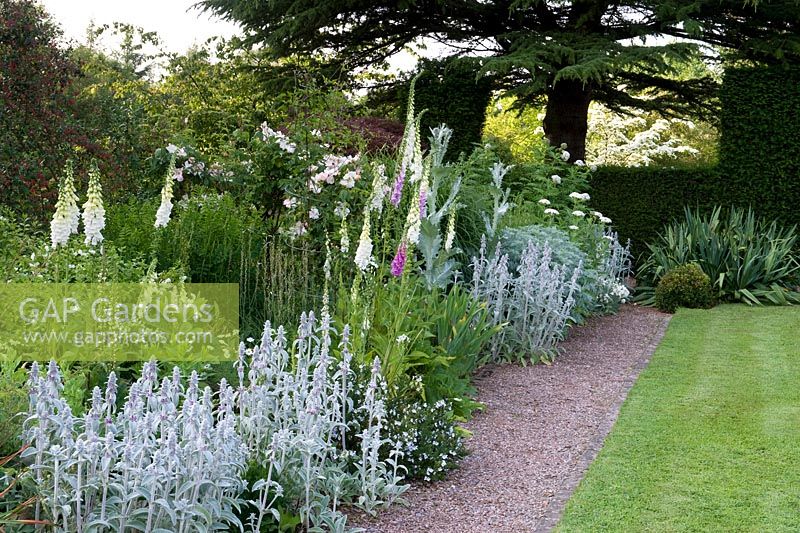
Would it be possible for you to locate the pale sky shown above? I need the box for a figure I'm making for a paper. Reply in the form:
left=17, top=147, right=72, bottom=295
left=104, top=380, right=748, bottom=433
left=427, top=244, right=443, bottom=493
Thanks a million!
left=39, top=0, right=454, bottom=72
left=41, top=0, right=241, bottom=52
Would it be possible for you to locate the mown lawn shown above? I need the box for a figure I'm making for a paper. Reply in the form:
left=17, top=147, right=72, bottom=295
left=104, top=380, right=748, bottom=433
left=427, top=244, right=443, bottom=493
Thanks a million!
left=556, top=304, right=800, bottom=532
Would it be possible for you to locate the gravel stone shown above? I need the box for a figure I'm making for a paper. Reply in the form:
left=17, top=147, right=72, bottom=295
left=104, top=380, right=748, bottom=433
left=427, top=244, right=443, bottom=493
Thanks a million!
left=349, top=304, right=671, bottom=533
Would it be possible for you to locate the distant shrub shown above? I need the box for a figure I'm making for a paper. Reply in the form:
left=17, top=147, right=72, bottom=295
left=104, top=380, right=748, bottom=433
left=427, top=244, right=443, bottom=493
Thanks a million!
left=654, top=264, right=715, bottom=313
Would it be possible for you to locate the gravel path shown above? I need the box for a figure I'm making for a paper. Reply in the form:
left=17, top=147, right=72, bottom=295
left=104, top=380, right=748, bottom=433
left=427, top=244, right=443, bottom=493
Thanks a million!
left=350, top=304, right=671, bottom=533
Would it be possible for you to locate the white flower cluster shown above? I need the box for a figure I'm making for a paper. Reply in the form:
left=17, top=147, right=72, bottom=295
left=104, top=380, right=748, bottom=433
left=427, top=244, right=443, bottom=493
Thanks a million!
left=369, top=163, right=390, bottom=213
left=81, top=164, right=105, bottom=246
left=166, top=143, right=187, bottom=157
left=354, top=208, right=374, bottom=271
left=592, top=210, right=613, bottom=224
left=569, top=191, right=591, bottom=201
left=260, top=122, right=296, bottom=153
left=50, top=162, right=80, bottom=248
left=308, top=154, right=360, bottom=193
left=154, top=158, right=175, bottom=228
left=444, top=209, right=457, bottom=251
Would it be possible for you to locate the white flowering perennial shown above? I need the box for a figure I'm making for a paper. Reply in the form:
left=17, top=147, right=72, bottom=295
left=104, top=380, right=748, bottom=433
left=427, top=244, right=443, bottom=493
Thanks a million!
left=444, top=209, right=457, bottom=252
left=569, top=192, right=591, bottom=201
left=369, top=163, right=390, bottom=213
left=354, top=208, right=374, bottom=271
left=81, top=163, right=105, bottom=246
left=397, top=79, right=418, bottom=180
left=50, top=161, right=80, bottom=248
left=404, top=184, right=422, bottom=245
left=154, top=158, right=175, bottom=228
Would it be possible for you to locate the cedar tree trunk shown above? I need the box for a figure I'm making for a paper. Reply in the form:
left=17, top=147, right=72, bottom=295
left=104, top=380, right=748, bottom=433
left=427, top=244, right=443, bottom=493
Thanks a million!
left=543, top=79, right=593, bottom=162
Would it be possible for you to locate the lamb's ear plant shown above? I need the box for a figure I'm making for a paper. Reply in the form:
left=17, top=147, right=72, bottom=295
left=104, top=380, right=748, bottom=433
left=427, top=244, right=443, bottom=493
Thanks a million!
left=471, top=237, right=580, bottom=364
left=22, top=361, right=248, bottom=533
left=234, top=309, right=406, bottom=531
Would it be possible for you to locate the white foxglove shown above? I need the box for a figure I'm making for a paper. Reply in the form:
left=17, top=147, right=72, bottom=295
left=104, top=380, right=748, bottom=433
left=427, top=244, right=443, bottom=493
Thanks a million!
left=50, top=161, right=80, bottom=248
left=444, top=209, right=457, bottom=251
left=155, top=157, right=175, bottom=228
left=81, top=163, right=105, bottom=246
left=354, top=208, right=373, bottom=271
left=405, top=184, right=421, bottom=245
left=369, top=164, right=389, bottom=213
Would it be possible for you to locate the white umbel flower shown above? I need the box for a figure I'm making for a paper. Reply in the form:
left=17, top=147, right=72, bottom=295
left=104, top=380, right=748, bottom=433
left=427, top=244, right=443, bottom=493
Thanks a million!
left=50, top=161, right=80, bottom=248
left=538, top=198, right=551, bottom=205
left=544, top=208, right=560, bottom=215
left=569, top=191, right=591, bottom=201
left=82, top=162, right=105, bottom=246
left=354, top=208, right=373, bottom=271
left=155, top=157, right=175, bottom=228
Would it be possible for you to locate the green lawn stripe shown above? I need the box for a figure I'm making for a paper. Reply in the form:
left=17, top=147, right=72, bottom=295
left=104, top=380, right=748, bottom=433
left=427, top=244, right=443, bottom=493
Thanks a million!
left=556, top=305, right=800, bottom=533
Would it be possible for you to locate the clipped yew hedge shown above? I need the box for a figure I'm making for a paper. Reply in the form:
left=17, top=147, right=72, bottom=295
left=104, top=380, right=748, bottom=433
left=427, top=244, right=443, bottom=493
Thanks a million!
left=590, top=166, right=722, bottom=261
left=591, top=64, right=800, bottom=263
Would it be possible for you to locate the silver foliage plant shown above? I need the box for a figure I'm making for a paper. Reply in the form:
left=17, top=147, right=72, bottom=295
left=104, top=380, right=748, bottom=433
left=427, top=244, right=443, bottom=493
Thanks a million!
left=471, top=236, right=580, bottom=364
left=22, top=310, right=406, bottom=533
left=237, top=310, right=406, bottom=532
left=24, top=361, right=246, bottom=532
